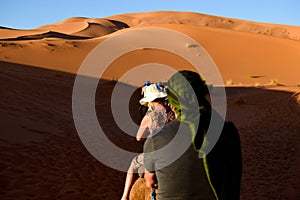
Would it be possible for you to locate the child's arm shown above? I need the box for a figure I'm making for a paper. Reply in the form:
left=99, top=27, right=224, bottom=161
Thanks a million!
left=136, top=115, right=151, bottom=141
left=144, top=170, right=157, bottom=188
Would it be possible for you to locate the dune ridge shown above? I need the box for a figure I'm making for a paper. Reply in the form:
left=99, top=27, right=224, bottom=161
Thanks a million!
left=108, top=11, right=300, bottom=41
left=1, top=11, right=299, bottom=41
left=0, top=17, right=129, bottom=40
left=0, top=31, right=91, bottom=41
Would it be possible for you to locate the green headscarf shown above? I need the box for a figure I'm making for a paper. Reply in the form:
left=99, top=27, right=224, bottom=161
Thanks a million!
left=167, top=70, right=210, bottom=151
left=167, top=70, right=219, bottom=200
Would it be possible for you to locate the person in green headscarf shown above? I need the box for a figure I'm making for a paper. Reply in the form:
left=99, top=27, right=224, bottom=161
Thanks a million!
left=144, top=70, right=242, bottom=200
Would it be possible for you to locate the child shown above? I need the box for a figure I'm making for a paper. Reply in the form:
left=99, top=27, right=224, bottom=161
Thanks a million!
left=121, top=83, right=174, bottom=200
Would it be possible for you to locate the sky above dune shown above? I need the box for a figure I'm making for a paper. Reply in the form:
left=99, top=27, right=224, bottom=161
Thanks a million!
left=1, top=0, right=299, bottom=29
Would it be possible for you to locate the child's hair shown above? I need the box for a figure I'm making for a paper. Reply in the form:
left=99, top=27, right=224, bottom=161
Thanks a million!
left=152, top=97, right=168, bottom=107
left=138, top=104, right=148, bottom=119
left=138, top=97, right=168, bottom=119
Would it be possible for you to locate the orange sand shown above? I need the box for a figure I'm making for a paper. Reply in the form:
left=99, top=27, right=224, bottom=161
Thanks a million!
left=0, top=11, right=299, bottom=200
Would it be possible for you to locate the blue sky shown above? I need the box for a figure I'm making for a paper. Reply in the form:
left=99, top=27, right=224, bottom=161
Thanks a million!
left=1, top=0, right=299, bottom=29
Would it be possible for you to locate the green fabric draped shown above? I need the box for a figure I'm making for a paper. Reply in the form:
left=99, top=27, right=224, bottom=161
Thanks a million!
left=167, top=70, right=219, bottom=200
left=166, top=71, right=209, bottom=151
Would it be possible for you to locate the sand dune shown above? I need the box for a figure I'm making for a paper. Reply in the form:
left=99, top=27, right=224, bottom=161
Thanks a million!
left=0, top=11, right=300, bottom=200
left=0, top=17, right=129, bottom=40
left=73, top=22, right=117, bottom=37
left=0, top=60, right=299, bottom=200
left=0, top=28, right=46, bottom=40
left=0, top=11, right=299, bottom=87
left=37, top=17, right=90, bottom=33
left=0, top=61, right=299, bottom=200
left=108, top=11, right=300, bottom=40
left=2, top=11, right=299, bottom=41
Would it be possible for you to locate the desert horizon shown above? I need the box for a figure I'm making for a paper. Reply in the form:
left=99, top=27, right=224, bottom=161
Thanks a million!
left=0, top=11, right=300, bottom=200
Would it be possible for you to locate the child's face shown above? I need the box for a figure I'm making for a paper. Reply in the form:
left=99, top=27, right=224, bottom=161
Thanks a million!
left=147, top=102, right=154, bottom=107
left=169, top=105, right=178, bottom=119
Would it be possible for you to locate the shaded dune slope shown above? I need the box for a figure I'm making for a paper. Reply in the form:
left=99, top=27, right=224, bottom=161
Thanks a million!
left=0, top=31, right=91, bottom=41
left=0, top=61, right=143, bottom=199
left=0, top=61, right=299, bottom=199
left=73, top=22, right=120, bottom=37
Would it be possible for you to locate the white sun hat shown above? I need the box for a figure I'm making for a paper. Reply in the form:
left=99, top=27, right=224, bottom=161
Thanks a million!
left=139, top=83, right=167, bottom=105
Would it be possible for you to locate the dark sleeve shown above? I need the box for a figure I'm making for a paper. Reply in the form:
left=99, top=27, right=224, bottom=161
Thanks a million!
left=222, top=122, right=243, bottom=200
left=206, top=121, right=242, bottom=200
left=143, top=137, right=155, bottom=173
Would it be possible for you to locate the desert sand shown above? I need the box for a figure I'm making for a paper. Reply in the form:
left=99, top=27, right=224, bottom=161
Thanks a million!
left=0, top=11, right=300, bottom=200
